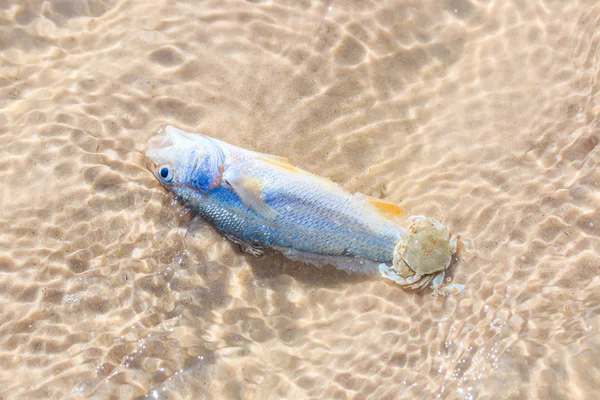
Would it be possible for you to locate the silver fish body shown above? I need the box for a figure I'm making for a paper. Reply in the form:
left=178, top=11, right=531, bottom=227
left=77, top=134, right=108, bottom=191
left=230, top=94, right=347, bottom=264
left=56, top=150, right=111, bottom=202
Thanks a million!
left=146, top=126, right=404, bottom=265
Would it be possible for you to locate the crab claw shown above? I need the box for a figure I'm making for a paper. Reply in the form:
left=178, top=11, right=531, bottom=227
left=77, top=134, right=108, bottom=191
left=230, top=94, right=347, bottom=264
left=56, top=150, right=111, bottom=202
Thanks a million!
left=379, top=263, right=409, bottom=284
left=379, top=264, right=434, bottom=291
left=380, top=264, right=465, bottom=296
left=379, top=264, right=419, bottom=286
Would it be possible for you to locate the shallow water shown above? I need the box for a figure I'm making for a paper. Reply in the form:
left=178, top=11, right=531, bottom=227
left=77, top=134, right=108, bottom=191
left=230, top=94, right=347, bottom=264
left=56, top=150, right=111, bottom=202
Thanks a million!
left=1, top=0, right=600, bottom=398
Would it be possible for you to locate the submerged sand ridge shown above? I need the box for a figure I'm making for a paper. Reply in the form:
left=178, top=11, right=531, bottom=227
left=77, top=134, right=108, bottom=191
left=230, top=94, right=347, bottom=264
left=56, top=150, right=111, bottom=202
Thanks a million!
left=0, top=0, right=599, bottom=398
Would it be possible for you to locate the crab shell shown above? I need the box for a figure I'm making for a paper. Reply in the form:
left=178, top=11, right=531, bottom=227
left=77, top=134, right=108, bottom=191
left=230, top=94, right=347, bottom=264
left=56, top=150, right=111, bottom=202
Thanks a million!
left=379, top=216, right=472, bottom=296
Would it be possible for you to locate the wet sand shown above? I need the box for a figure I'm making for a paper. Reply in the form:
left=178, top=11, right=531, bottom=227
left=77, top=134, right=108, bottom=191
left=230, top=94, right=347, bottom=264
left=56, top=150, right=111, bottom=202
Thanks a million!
left=0, top=0, right=599, bottom=398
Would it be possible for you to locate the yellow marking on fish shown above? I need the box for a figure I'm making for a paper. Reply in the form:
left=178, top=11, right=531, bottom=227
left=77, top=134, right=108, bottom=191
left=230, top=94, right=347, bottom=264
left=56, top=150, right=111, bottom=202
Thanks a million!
left=259, top=155, right=300, bottom=172
left=367, top=196, right=404, bottom=216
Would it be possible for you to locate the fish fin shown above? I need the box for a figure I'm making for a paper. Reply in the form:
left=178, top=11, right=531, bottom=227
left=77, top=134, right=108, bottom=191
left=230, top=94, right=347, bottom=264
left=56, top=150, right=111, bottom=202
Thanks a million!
left=258, top=155, right=300, bottom=172
left=223, top=168, right=278, bottom=219
left=366, top=196, right=403, bottom=217
left=223, top=233, right=265, bottom=257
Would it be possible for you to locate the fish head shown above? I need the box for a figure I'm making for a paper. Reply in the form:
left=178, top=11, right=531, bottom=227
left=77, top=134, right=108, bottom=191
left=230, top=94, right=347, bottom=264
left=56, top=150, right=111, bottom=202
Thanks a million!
left=146, top=125, right=225, bottom=199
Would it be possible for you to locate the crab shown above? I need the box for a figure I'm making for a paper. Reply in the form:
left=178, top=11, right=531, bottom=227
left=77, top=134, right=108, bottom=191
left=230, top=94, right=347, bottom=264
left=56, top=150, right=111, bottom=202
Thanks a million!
left=379, top=215, right=473, bottom=296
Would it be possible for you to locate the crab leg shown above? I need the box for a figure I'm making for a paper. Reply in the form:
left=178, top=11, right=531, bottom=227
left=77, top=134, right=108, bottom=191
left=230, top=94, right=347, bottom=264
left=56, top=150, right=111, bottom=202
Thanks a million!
left=379, top=264, right=422, bottom=287
left=431, top=272, right=465, bottom=296
left=435, top=283, right=465, bottom=296
left=408, top=274, right=434, bottom=291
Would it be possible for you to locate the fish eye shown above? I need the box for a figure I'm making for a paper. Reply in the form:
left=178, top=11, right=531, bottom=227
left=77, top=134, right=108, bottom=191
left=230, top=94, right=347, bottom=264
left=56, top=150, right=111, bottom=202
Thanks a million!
left=157, top=164, right=173, bottom=183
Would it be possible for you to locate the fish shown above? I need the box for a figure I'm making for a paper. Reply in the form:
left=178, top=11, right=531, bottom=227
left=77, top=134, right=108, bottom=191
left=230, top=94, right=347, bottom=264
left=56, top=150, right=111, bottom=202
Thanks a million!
left=145, top=125, right=470, bottom=295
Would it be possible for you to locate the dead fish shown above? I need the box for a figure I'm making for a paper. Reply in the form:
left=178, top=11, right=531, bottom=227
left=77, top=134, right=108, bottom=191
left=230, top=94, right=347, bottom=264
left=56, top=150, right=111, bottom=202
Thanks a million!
left=146, top=125, right=471, bottom=295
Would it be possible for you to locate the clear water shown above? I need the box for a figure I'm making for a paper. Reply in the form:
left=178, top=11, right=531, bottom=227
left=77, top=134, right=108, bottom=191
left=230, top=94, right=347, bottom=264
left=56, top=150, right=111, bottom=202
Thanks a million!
left=1, top=0, right=599, bottom=398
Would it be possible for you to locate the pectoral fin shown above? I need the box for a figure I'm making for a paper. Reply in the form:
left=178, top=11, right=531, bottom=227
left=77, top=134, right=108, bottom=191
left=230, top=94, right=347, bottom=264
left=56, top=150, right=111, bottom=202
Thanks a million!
left=223, top=168, right=278, bottom=219
left=366, top=196, right=404, bottom=217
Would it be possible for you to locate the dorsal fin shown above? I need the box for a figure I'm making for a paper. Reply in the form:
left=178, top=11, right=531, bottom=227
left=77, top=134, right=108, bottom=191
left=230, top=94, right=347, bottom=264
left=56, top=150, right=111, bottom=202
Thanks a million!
left=258, top=155, right=300, bottom=172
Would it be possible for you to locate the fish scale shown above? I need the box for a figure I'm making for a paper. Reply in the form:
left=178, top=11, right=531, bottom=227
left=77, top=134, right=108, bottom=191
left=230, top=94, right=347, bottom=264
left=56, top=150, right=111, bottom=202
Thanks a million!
left=196, top=185, right=400, bottom=261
